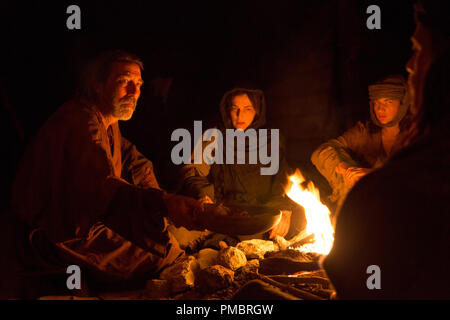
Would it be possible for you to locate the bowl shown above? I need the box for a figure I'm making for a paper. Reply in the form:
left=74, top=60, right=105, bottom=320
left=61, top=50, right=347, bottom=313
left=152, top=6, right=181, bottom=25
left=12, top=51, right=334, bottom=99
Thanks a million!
left=195, top=203, right=283, bottom=235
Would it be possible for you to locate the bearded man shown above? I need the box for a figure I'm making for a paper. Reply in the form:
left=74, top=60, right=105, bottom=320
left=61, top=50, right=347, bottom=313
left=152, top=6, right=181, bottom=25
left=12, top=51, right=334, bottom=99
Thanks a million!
left=10, top=50, right=202, bottom=297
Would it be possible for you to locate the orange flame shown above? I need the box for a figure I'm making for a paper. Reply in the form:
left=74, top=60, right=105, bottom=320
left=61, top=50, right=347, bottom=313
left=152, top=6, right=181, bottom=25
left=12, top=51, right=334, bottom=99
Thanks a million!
left=285, top=169, right=334, bottom=255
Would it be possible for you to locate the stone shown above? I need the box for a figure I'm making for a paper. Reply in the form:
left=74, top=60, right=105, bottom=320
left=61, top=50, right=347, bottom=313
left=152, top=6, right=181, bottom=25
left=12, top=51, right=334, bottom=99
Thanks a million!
left=145, top=279, right=171, bottom=299
left=264, top=248, right=316, bottom=261
left=247, top=259, right=260, bottom=269
left=160, top=255, right=199, bottom=293
left=235, top=259, right=259, bottom=281
left=167, top=225, right=211, bottom=252
left=259, top=249, right=319, bottom=275
left=196, top=248, right=219, bottom=270
left=236, top=239, right=279, bottom=260
left=202, top=233, right=239, bottom=250
left=218, top=241, right=228, bottom=250
left=196, top=265, right=234, bottom=293
left=218, top=247, right=247, bottom=271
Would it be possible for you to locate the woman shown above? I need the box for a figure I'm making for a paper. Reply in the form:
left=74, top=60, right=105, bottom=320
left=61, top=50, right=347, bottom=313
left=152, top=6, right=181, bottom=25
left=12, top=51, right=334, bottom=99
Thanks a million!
left=311, top=74, right=412, bottom=214
left=180, top=87, right=305, bottom=239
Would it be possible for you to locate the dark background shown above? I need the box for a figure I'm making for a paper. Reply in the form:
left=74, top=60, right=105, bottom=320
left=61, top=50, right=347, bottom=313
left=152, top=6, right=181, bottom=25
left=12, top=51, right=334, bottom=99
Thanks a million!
left=1, top=0, right=416, bottom=205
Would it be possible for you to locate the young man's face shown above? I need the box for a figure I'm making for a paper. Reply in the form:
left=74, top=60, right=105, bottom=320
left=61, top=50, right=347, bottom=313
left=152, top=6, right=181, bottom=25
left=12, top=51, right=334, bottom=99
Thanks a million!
left=374, top=98, right=400, bottom=125
left=100, top=61, right=143, bottom=121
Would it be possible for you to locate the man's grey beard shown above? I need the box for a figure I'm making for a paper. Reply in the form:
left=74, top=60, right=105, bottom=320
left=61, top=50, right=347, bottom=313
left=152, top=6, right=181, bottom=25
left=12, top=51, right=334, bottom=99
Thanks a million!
left=112, top=97, right=136, bottom=120
left=113, top=104, right=135, bottom=120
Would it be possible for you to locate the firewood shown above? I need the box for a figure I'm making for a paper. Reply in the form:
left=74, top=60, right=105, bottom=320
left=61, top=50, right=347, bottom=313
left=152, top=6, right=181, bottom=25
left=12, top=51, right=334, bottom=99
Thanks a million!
left=273, top=235, right=290, bottom=251
left=284, top=229, right=309, bottom=246
left=268, top=275, right=330, bottom=288
left=257, top=274, right=325, bottom=300
left=264, top=248, right=315, bottom=261
left=259, top=257, right=319, bottom=275
left=289, top=234, right=315, bottom=248
left=309, top=289, right=335, bottom=299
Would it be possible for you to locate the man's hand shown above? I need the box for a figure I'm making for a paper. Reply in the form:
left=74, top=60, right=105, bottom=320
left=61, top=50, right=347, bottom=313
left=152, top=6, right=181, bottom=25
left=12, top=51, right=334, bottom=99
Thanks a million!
left=336, top=163, right=372, bottom=186
left=199, top=195, right=213, bottom=205
left=269, top=210, right=292, bottom=239
left=162, top=193, right=204, bottom=231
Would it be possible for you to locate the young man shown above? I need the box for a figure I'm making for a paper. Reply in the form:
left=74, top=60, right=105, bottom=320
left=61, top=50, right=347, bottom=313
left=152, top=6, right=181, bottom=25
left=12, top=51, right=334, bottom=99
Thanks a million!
left=323, top=0, right=450, bottom=299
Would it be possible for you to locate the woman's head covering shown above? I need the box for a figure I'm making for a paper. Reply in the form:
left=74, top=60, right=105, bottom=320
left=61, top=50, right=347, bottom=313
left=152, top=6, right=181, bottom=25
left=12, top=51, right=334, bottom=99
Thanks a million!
left=219, top=87, right=266, bottom=129
left=368, top=74, right=410, bottom=127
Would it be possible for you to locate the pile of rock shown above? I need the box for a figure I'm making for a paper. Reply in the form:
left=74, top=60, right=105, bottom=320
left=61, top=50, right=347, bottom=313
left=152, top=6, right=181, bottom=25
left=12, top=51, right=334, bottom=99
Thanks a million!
left=145, top=239, right=280, bottom=299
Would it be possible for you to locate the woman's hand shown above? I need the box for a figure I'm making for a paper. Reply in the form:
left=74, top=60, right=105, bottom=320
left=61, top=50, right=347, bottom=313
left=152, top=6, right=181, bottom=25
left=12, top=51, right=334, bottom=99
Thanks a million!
left=269, top=210, right=292, bottom=239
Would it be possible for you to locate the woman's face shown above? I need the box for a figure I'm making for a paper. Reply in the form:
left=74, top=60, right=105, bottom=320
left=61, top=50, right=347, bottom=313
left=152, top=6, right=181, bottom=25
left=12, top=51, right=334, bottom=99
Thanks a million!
left=374, top=98, right=400, bottom=124
left=230, top=94, right=256, bottom=130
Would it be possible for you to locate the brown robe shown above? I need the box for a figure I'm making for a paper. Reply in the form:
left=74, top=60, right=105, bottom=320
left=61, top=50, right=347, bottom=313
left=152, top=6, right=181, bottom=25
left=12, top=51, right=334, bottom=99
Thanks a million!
left=179, top=88, right=306, bottom=239
left=322, top=118, right=450, bottom=298
left=311, top=121, right=408, bottom=213
left=11, top=100, right=183, bottom=286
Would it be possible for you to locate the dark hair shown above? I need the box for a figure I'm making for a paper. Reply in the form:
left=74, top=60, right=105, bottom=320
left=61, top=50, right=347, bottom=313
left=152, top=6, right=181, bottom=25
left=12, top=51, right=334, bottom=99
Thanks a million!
left=76, top=50, right=144, bottom=103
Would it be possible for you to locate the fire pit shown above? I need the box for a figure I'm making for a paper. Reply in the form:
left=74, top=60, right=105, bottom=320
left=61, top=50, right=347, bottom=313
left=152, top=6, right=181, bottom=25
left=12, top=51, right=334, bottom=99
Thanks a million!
left=142, top=168, right=336, bottom=300
left=39, top=169, right=336, bottom=300
left=144, top=238, right=334, bottom=300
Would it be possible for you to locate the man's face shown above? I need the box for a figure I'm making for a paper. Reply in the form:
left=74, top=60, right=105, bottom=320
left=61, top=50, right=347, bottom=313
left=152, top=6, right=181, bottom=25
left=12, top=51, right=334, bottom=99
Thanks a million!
left=100, top=61, right=143, bottom=121
left=406, top=23, right=433, bottom=116
left=230, top=94, right=256, bottom=130
left=374, top=98, right=400, bottom=125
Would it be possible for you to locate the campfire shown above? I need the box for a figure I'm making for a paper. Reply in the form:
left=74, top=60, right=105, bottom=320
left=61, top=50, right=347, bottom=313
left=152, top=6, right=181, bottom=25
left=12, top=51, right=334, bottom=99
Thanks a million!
left=284, top=169, right=335, bottom=255
left=139, top=168, right=336, bottom=300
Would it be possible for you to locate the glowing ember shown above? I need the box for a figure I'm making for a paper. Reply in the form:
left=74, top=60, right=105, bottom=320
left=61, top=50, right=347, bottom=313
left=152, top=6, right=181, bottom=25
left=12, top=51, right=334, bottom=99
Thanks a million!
left=285, top=169, right=334, bottom=255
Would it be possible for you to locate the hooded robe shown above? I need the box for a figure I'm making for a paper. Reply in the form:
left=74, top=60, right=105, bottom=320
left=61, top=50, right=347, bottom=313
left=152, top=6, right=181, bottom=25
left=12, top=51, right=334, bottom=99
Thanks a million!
left=10, top=100, right=183, bottom=294
left=180, top=88, right=305, bottom=238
